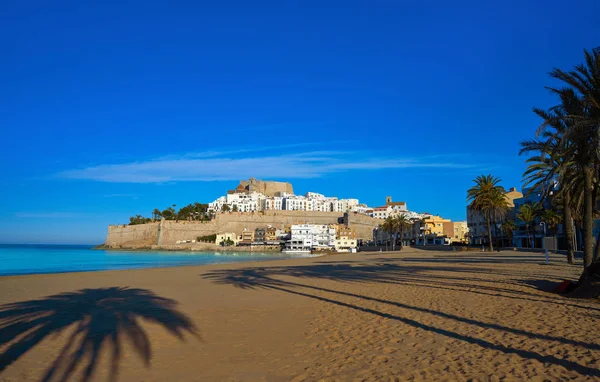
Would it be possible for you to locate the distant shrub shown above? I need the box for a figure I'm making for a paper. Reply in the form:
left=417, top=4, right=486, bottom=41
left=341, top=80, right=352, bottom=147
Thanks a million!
left=197, top=234, right=217, bottom=243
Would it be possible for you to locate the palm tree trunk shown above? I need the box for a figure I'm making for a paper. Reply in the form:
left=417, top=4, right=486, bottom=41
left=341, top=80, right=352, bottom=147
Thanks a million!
left=594, top=229, right=600, bottom=262
left=582, top=165, right=594, bottom=270
left=526, top=225, right=531, bottom=249
left=563, top=191, right=575, bottom=265
left=487, top=216, right=493, bottom=252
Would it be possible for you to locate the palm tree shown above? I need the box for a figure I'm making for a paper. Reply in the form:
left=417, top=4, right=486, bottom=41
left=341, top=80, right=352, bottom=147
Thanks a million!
left=539, top=49, right=600, bottom=272
left=382, top=216, right=395, bottom=250
left=501, top=220, right=516, bottom=247
left=530, top=201, right=543, bottom=248
left=487, top=190, right=510, bottom=249
left=152, top=208, right=161, bottom=221
left=517, top=204, right=536, bottom=248
left=542, top=209, right=562, bottom=252
left=394, top=214, right=412, bottom=250
left=467, top=174, right=506, bottom=252
left=520, top=131, right=577, bottom=263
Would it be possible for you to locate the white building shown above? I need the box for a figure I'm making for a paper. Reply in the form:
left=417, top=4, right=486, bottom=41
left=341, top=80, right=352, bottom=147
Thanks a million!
left=226, top=192, right=262, bottom=212
left=286, top=224, right=314, bottom=251
left=208, top=196, right=227, bottom=212
left=312, top=224, right=337, bottom=249
left=283, top=195, right=308, bottom=211
left=208, top=187, right=375, bottom=215
left=262, top=196, right=284, bottom=210
left=285, top=224, right=337, bottom=251
left=372, top=206, right=392, bottom=219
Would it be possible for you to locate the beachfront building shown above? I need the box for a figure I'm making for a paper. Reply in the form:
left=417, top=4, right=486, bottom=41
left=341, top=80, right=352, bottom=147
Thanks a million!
left=285, top=224, right=339, bottom=251
left=335, top=225, right=358, bottom=251
left=240, top=228, right=254, bottom=243
left=312, top=224, right=337, bottom=250
left=215, top=232, right=238, bottom=246
left=467, top=187, right=523, bottom=246
left=286, top=224, right=314, bottom=251
left=443, top=221, right=469, bottom=244
left=412, top=215, right=451, bottom=245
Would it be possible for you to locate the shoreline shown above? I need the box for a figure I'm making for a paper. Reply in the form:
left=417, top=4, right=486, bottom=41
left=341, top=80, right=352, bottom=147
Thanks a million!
left=0, top=248, right=336, bottom=279
left=0, top=249, right=596, bottom=381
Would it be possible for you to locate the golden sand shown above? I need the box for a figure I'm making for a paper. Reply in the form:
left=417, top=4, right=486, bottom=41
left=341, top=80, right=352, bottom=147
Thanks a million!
left=0, top=249, right=598, bottom=381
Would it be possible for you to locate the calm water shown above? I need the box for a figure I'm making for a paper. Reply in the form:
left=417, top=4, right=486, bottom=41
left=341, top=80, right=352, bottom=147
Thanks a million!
left=0, top=244, right=305, bottom=276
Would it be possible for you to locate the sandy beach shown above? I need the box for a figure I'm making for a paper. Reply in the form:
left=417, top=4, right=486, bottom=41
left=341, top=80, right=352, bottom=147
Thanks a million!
left=0, top=248, right=598, bottom=381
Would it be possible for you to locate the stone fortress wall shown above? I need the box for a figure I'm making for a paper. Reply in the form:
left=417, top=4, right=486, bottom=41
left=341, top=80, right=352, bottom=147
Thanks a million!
left=105, top=211, right=381, bottom=248
left=236, top=178, right=293, bottom=196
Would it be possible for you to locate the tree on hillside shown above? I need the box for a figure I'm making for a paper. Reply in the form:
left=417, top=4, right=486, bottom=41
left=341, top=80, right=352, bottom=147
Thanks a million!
left=467, top=174, right=506, bottom=252
left=221, top=204, right=230, bottom=212
left=152, top=208, right=162, bottom=221
left=231, top=205, right=239, bottom=212
left=161, top=207, right=176, bottom=220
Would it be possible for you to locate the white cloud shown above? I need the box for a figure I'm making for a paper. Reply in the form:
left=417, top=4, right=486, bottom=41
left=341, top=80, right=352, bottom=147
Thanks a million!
left=57, top=150, right=477, bottom=183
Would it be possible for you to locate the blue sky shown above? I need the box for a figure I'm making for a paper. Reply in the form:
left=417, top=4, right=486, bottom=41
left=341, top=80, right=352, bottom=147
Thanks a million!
left=1, top=0, right=599, bottom=244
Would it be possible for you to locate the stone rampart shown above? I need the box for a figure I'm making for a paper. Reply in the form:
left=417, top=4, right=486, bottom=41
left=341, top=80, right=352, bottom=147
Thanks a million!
left=105, top=223, right=159, bottom=247
left=105, top=211, right=380, bottom=247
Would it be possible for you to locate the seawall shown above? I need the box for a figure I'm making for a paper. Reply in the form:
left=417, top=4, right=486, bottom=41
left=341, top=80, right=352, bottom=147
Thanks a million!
left=105, top=211, right=381, bottom=248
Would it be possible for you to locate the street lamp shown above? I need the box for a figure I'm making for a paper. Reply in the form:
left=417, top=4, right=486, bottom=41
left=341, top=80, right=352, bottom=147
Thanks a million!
left=540, top=221, right=548, bottom=264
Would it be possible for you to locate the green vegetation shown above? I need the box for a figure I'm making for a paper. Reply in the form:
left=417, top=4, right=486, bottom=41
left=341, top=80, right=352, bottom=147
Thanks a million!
left=129, top=215, right=152, bottom=225
left=197, top=234, right=217, bottom=243
left=219, top=238, right=235, bottom=247
left=520, top=47, right=599, bottom=283
left=381, top=214, right=412, bottom=250
left=467, top=174, right=508, bottom=252
left=128, top=202, right=212, bottom=225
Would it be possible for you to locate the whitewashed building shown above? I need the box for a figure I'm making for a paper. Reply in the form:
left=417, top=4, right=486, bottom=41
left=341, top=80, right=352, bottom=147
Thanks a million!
left=286, top=224, right=314, bottom=251
left=285, top=224, right=337, bottom=251
left=283, top=195, right=308, bottom=211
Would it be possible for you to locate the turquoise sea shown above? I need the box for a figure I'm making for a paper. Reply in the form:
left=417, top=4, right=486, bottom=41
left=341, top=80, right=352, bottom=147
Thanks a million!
left=0, top=244, right=304, bottom=276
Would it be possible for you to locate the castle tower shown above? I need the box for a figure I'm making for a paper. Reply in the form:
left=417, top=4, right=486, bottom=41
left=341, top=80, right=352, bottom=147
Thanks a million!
left=386, top=196, right=392, bottom=205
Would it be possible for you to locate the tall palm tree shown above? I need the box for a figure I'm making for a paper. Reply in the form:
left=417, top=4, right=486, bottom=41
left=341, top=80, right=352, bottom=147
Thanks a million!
left=486, top=190, right=510, bottom=249
left=542, top=209, right=562, bottom=252
left=517, top=204, right=536, bottom=249
left=520, top=123, right=578, bottom=263
left=382, top=216, right=398, bottom=250
left=394, top=214, right=412, bottom=249
left=539, top=49, right=600, bottom=272
left=467, top=174, right=506, bottom=252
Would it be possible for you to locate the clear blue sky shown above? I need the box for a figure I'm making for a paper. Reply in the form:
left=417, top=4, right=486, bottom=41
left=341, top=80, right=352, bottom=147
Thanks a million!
left=1, top=0, right=598, bottom=244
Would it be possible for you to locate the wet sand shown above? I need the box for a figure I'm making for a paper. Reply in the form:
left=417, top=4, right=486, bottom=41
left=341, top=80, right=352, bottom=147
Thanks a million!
left=0, top=249, right=598, bottom=381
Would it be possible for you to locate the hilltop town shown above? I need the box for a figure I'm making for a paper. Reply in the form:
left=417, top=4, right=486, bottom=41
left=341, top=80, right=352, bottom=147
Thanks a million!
left=107, top=178, right=469, bottom=251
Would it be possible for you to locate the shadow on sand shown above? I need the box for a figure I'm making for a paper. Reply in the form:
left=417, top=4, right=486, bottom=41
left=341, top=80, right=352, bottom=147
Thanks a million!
left=203, top=258, right=600, bottom=378
left=0, top=287, right=199, bottom=382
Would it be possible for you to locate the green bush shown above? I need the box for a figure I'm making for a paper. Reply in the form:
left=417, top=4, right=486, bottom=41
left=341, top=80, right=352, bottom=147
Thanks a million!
left=197, top=234, right=217, bottom=242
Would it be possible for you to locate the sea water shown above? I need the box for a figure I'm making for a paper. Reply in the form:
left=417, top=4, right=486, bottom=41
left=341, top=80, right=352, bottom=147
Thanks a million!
left=0, top=244, right=304, bottom=276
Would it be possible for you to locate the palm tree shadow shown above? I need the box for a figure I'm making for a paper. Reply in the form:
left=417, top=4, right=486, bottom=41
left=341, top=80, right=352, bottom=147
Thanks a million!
left=0, top=287, right=199, bottom=382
